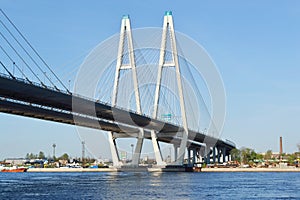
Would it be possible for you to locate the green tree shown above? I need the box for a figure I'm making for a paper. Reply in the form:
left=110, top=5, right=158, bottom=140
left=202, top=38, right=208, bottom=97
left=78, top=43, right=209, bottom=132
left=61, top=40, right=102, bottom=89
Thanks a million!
left=38, top=151, right=46, bottom=159
left=264, top=150, right=273, bottom=160
left=230, top=148, right=241, bottom=162
left=59, top=153, right=69, bottom=160
left=240, top=148, right=256, bottom=164
left=25, top=153, right=37, bottom=159
left=250, top=150, right=257, bottom=160
left=287, top=153, right=297, bottom=164
left=256, top=153, right=264, bottom=160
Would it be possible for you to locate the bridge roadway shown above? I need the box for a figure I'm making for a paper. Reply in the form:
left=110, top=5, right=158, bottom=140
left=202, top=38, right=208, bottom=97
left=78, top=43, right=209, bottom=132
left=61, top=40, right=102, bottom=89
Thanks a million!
left=0, top=74, right=235, bottom=153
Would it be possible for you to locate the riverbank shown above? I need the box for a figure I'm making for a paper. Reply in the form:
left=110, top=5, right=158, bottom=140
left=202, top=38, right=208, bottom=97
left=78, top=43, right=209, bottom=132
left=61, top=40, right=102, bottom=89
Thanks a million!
left=26, top=167, right=300, bottom=173
left=202, top=167, right=300, bottom=172
left=27, top=168, right=117, bottom=172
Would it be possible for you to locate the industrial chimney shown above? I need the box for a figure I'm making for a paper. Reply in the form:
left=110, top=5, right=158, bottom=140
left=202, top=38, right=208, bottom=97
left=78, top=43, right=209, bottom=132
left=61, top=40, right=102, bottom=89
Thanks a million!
left=279, top=136, right=283, bottom=155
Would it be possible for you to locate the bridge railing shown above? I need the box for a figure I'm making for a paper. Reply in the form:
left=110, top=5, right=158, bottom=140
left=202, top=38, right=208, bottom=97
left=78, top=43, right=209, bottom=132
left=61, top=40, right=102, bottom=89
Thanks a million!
left=0, top=72, right=69, bottom=95
left=0, top=73, right=202, bottom=132
left=0, top=72, right=178, bottom=125
left=0, top=72, right=236, bottom=147
left=224, top=139, right=236, bottom=148
left=0, top=72, right=11, bottom=80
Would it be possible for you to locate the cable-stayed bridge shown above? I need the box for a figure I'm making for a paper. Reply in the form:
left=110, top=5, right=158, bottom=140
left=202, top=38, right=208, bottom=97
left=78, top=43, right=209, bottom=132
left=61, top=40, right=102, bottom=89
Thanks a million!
left=0, top=10, right=235, bottom=170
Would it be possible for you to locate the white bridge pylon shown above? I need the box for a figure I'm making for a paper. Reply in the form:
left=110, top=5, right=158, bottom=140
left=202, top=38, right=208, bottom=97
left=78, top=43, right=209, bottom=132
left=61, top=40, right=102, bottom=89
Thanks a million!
left=153, top=11, right=189, bottom=165
left=110, top=15, right=144, bottom=167
left=109, top=12, right=189, bottom=167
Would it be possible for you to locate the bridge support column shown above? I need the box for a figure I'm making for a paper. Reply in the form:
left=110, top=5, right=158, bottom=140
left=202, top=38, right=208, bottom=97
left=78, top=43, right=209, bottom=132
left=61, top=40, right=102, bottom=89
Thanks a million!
left=192, top=148, right=196, bottom=166
left=132, top=130, right=144, bottom=166
left=217, top=147, right=221, bottom=164
left=151, top=131, right=165, bottom=166
left=222, top=147, right=226, bottom=163
left=174, top=144, right=178, bottom=163
left=108, top=132, right=122, bottom=167
left=212, top=147, right=216, bottom=164
left=206, top=155, right=210, bottom=164
left=187, top=148, right=191, bottom=166
left=204, top=146, right=210, bottom=164
left=198, top=146, right=205, bottom=164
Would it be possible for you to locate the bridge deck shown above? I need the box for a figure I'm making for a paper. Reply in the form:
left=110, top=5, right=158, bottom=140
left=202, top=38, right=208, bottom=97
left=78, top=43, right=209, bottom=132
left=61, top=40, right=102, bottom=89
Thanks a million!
left=0, top=75, right=235, bottom=151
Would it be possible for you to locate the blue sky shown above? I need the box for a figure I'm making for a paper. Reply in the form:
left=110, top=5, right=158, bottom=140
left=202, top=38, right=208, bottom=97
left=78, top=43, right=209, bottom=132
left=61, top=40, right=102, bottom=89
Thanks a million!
left=0, top=1, right=300, bottom=159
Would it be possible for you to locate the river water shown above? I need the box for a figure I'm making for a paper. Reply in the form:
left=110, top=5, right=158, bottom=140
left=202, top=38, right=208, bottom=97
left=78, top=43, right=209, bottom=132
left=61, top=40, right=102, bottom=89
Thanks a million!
left=0, top=172, right=299, bottom=199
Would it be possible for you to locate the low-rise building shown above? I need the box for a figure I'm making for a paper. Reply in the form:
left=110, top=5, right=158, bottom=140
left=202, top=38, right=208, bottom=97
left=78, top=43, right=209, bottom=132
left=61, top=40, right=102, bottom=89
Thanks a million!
left=5, top=158, right=27, bottom=165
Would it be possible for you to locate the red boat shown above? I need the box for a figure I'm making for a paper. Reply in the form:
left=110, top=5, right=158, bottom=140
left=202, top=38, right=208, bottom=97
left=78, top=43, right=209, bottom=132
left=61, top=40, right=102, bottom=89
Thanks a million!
left=1, top=167, right=27, bottom=172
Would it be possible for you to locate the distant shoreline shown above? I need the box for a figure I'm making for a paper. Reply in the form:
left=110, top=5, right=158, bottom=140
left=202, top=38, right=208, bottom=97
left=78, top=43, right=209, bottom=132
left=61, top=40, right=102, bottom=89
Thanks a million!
left=25, top=167, right=300, bottom=173
left=27, top=168, right=117, bottom=172
left=202, top=167, right=300, bottom=172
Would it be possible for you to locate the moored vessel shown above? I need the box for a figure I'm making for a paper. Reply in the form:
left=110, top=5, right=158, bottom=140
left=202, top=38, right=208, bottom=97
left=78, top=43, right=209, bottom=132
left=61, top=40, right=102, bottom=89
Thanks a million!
left=1, top=166, right=27, bottom=172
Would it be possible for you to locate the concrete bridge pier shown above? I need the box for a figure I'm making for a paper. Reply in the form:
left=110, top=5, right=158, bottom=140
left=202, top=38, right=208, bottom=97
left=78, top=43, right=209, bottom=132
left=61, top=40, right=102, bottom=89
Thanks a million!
left=187, top=148, right=191, bottom=166
left=204, top=146, right=232, bottom=164
left=192, top=148, right=196, bottom=166
left=195, top=148, right=202, bottom=166
left=205, top=147, right=211, bottom=164
left=217, top=147, right=221, bottom=163
left=222, top=147, right=226, bottom=163
left=132, top=129, right=144, bottom=167
left=197, top=146, right=206, bottom=165
left=212, top=147, right=216, bottom=164
left=108, top=133, right=122, bottom=167
left=173, top=144, right=178, bottom=163
left=187, top=147, right=197, bottom=167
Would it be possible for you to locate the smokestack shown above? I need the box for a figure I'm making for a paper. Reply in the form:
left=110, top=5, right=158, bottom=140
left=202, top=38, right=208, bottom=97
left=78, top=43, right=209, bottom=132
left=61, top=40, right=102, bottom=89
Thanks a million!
left=279, top=136, right=283, bottom=155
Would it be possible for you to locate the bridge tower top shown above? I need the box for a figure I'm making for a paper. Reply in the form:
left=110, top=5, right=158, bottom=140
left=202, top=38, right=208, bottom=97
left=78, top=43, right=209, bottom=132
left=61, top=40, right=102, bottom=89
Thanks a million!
left=165, top=11, right=172, bottom=16
left=112, top=14, right=141, bottom=113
